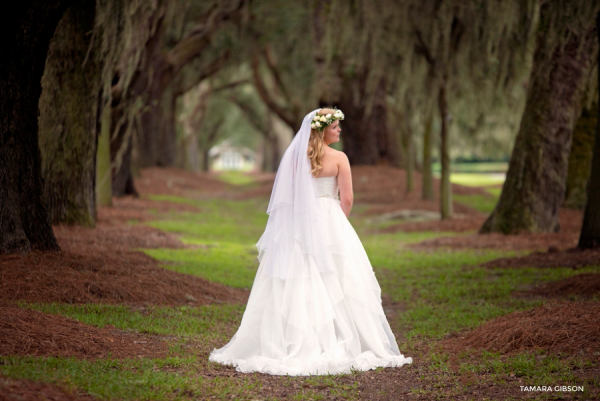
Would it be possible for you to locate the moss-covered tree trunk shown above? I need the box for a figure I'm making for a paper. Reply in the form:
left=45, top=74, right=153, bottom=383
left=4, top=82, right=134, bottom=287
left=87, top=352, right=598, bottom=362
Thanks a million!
left=110, top=117, right=138, bottom=197
left=338, top=76, right=400, bottom=166
left=481, top=5, right=598, bottom=234
left=201, top=148, right=210, bottom=172
left=439, top=80, right=453, bottom=219
left=96, top=104, right=113, bottom=207
left=578, top=13, right=600, bottom=249
left=0, top=0, right=67, bottom=254
left=403, top=123, right=414, bottom=193
left=38, top=0, right=99, bottom=227
left=422, top=112, right=434, bottom=200
left=564, top=101, right=597, bottom=209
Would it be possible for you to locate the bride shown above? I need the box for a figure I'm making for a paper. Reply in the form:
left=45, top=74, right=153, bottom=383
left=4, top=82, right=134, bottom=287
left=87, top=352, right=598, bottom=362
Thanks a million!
left=209, top=108, right=413, bottom=376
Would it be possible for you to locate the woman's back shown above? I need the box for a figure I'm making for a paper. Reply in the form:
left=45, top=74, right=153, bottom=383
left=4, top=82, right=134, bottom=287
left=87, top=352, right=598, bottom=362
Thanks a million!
left=315, top=148, right=353, bottom=216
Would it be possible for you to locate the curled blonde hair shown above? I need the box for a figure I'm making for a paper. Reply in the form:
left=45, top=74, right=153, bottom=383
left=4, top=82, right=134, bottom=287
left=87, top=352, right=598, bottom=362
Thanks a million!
left=307, top=108, right=336, bottom=177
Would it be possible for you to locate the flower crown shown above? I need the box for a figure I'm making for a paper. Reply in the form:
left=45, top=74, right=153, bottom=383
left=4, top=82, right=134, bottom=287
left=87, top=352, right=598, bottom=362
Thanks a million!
left=310, top=108, right=344, bottom=131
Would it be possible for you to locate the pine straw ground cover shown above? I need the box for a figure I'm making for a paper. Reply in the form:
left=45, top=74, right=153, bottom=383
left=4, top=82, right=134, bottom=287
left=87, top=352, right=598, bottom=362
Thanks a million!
left=441, top=301, right=600, bottom=356
left=1, top=166, right=600, bottom=400
left=0, top=304, right=168, bottom=360
left=0, top=376, right=98, bottom=401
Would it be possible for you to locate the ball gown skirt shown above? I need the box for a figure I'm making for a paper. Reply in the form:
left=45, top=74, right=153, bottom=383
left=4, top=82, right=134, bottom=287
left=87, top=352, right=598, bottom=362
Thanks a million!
left=209, top=176, right=413, bottom=376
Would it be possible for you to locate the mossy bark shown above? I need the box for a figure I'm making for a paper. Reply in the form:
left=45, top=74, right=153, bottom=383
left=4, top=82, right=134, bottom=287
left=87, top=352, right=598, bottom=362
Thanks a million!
left=403, top=124, right=414, bottom=193
left=578, top=14, right=600, bottom=249
left=422, top=112, right=434, bottom=201
left=337, top=76, right=400, bottom=166
left=110, top=119, right=138, bottom=197
left=38, top=0, right=99, bottom=227
left=96, top=105, right=113, bottom=207
left=439, top=80, right=453, bottom=219
left=481, top=5, right=598, bottom=234
left=564, top=102, right=597, bottom=209
left=0, top=0, right=68, bottom=254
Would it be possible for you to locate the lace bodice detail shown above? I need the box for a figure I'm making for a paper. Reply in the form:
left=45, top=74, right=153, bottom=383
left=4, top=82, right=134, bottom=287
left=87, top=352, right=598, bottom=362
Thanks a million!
left=315, top=176, right=339, bottom=199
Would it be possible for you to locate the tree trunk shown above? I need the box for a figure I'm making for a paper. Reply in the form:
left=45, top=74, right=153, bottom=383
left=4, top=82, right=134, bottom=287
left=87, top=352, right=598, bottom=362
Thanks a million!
left=0, top=1, right=67, bottom=254
left=186, top=133, right=200, bottom=172
left=564, top=101, right=597, bottom=209
left=201, top=148, right=210, bottom=172
left=38, top=0, right=99, bottom=226
left=439, top=80, right=453, bottom=219
left=422, top=112, right=434, bottom=200
left=96, top=105, right=113, bottom=207
left=336, top=89, right=379, bottom=165
left=578, top=13, right=600, bottom=249
left=404, top=124, right=414, bottom=193
left=110, top=119, right=138, bottom=197
left=481, top=22, right=597, bottom=234
left=270, top=133, right=280, bottom=173
left=138, top=82, right=177, bottom=167
left=336, top=76, right=400, bottom=166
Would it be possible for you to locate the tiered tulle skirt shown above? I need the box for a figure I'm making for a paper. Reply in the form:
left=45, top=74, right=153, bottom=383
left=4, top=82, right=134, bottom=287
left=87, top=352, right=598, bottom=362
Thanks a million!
left=208, top=197, right=413, bottom=375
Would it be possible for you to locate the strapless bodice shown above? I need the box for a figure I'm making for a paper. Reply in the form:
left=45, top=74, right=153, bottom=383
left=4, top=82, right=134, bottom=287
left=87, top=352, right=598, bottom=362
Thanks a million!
left=315, top=176, right=339, bottom=199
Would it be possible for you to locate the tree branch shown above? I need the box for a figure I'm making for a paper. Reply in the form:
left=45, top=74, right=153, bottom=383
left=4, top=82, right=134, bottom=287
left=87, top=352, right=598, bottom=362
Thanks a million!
left=251, top=54, right=297, bottom=130
left=262, top=45, right=293, bottom=106
left=175, top=50, right=231, bottom=96
left=413, top=25, right=435, bottom=66
left=167, top=0, right=245, bottom=69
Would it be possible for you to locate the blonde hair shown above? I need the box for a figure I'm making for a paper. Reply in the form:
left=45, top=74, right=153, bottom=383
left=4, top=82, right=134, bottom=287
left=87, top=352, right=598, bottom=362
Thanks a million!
left=307, top=108, right=336, bottom=177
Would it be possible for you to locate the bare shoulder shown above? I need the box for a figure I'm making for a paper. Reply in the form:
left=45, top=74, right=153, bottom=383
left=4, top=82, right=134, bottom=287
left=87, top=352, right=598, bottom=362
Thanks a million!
left=327, top=148, right=349, bottom=163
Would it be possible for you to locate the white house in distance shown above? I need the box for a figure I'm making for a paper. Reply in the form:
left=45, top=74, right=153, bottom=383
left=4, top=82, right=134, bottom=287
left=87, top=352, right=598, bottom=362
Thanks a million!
left=209, top=140, right=257, bottom=171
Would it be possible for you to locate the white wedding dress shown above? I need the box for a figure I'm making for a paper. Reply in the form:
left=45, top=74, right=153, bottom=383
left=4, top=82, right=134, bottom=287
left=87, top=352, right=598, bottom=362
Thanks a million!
left=209, top=175, right=413, bottom=376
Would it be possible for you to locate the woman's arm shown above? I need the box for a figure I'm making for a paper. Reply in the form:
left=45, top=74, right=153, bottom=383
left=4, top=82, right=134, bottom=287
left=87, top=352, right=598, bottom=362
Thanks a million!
left=337, top=152, right=353, bottom=217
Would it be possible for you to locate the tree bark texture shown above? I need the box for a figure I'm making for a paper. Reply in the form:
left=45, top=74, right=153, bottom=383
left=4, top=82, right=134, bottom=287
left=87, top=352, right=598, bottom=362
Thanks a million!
left=96, top=104, right=113, bottom=207
left=403, top=123, right=414, bottom=193
left=0, top=1, right=67, bottom=254
left=337, top=77, right=400, bottom=166
left=481, top=22, right=597, bottom=234
left=110, top=119, right=138, bottom=197
left=201, top=148, right=210, bottom=172
left=579, top=13, right=600, bottom=249
left=439, top=80, right=453, bottom=219
left=422, top=112, right=434, bottom=200
left=564, top=102, right=597, bottom=209
left=38, top=0, right=99, bottom=226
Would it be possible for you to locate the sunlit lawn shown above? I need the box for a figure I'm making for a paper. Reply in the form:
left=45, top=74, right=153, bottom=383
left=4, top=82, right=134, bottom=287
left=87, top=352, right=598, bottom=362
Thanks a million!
left=2, top=174, right=599, bottom=400
left=433, top=172, right=505, bottom=187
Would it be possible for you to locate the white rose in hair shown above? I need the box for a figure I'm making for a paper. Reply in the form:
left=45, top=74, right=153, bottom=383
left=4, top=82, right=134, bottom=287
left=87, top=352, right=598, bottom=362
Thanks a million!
left=326, top=114, right=332, bottom=118
left=311, top=123, right=316, bottom=129
left=316, top=122, right=321, bottom=127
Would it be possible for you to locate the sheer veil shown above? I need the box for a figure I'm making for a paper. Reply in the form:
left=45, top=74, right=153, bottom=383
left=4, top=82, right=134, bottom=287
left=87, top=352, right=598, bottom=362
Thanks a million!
left=255, top=108, right=337, bottom=279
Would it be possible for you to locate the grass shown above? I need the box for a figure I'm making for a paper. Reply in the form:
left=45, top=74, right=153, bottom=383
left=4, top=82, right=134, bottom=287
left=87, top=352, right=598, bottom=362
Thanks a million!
left=145, top=243, right=259, bottom=289
left=445, top=172, right=505, bottom=187
left=216, top=171, right=256, bottom=186
left=453, top=193, right=499, bottom=213
left=432, top=162, right=508, bottom=173
left=21, top=303, right=244, bottom=339
left=0, top=356, right=274, bottom=401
